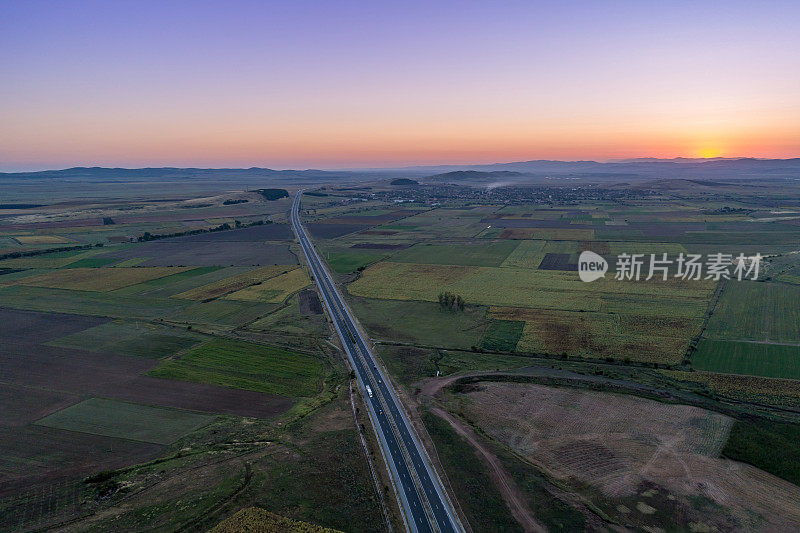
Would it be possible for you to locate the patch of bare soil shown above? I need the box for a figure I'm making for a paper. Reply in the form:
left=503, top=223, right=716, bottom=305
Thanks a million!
left=299, top=289, right=323, bottom=315
left=459, top=381, right=800, bottom=531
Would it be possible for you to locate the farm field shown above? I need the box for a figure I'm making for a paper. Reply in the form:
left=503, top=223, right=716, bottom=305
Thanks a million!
left=456, top=381, right=800, bottom=531
left=704, top=281, right=800, bottom=342
left=225, top=266, right=310, bottom=303
left=149, top=338, right=326, bottom=397
left=324, top=250, right=386, bottom=273
left=499, top=239, right=546, bottom=268
left=479, top=319, right=524, bottom=351
left=348, top=297, right=489, bottom=350
left=109, top=265, right=226, bottom=296
left=0, top=247, right=112, bottom=268
left=170, top=299, right=276, bottom=327
left=103, top=240, right=298, bottom=267
left=348, top=262, right=712, bottom=362
left=46, top=319, right=205, bottom=358
left=14, top=266, right=192, bottom=291
left=246, top=292, right=328, bottom=338
left=210, top=508, right=343, bottom=533
left=0, top=285, right=191, bottom=319
left=36, top=397, right=213, bottom=445
left=388, top=241, right=518, bottom=267
left=13, top=235, right=74, bottom=244
left=4, top=175, right=800, bottom=532
left=173, top=265, right=296, bottom=300
left=692, top=339, right=800, bottom=380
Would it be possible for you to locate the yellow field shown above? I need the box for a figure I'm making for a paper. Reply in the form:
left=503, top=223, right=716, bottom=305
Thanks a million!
left=663, top=370, right=800, bottom=407
left=349, top=261, right=714, bottom=311
left=489, top=307, right=700, bottom=363
left=499, top=240, right=546, bottom=268
left=174, top=265, right=295, bottom=300
left=498, top=228, right=595, bottom=240
left=349, top=261, right=715, bottom=363
left=16, top=267, right=191, bottom=291
left=210, top=507, right=342, bottom=533
left=13, top=235, right=74, bottom=244
left=225, top=267, right=310, bottom=303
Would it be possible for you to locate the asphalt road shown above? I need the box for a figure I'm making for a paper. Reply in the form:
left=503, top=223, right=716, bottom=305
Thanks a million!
left=291, top=192, right=464, bottom=533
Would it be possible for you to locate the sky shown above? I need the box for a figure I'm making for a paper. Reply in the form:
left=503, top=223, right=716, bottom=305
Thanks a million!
left=1, top=0, right=799, bottom=171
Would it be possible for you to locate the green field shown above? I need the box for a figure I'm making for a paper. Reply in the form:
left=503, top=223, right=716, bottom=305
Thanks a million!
left=65, top=256, right=118, bottom=268
left=499, top=240, right=546, bottom=268
left=48, top=320, right=204, bottom=358
left=349, top=297, right=488, bottom=350
left=36, top=398, right=213, bottom=444
left=388, top=241, right=519, bottom=267
left=247, top=294, right=328, bottom=338
left=171, top=300, right=276, bottom=327
left=325, top=251, right=386, bottom=273
left=692, top=339, right=800, bottom=379
left=149, top=338, right=325, bottom=397
left=480, top=320, right=524, bottom=351
left=705, top=282, right=800, bottom=343
left=723, top=418, right=800, bottom=486
left=0, top=285, right=190, bottom=318
left=110, top=266, right=224, bottom=296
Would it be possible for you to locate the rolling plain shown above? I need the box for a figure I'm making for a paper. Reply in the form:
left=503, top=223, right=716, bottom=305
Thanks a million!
left=2, top=175, right=800, bottom=531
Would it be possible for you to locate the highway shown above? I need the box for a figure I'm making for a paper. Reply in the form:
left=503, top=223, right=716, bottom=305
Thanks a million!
left=291, top=192, right=464, bottom=533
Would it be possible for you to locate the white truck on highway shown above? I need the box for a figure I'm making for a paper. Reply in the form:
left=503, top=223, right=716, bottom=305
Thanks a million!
left=366, top=385, right=373, bottom=398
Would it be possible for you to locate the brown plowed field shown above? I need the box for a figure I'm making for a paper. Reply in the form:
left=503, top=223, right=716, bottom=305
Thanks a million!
left=460, top=382, right=800, bottom=531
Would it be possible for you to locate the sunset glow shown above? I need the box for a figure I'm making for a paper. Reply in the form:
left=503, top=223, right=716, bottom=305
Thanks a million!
left=2, top=1, right=799, bottom=170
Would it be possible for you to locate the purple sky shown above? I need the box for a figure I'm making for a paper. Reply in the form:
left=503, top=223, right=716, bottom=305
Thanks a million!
left=2, top=0, right=799, bottom=170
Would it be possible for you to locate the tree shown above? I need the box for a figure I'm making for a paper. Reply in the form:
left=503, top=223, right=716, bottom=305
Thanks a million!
left=438, top=290, right=465, bottom=312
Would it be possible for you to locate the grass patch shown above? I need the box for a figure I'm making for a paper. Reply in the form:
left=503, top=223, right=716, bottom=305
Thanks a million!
left=420, top=409, right=523, bottom=532
left=480, top=320, right=524, bottom=351
left=326, top=251, right=385, bottom=273
left=692, top=339, right=800, bottom=379
left=149, top=338, right=325, bottom=397
left=722, top=418, right=800, bottom=486
left=349, top=297, right=488, bottom=350
left=36, top=398, right=213, bottom=444
left=438, top=350, right=534, bottom=376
